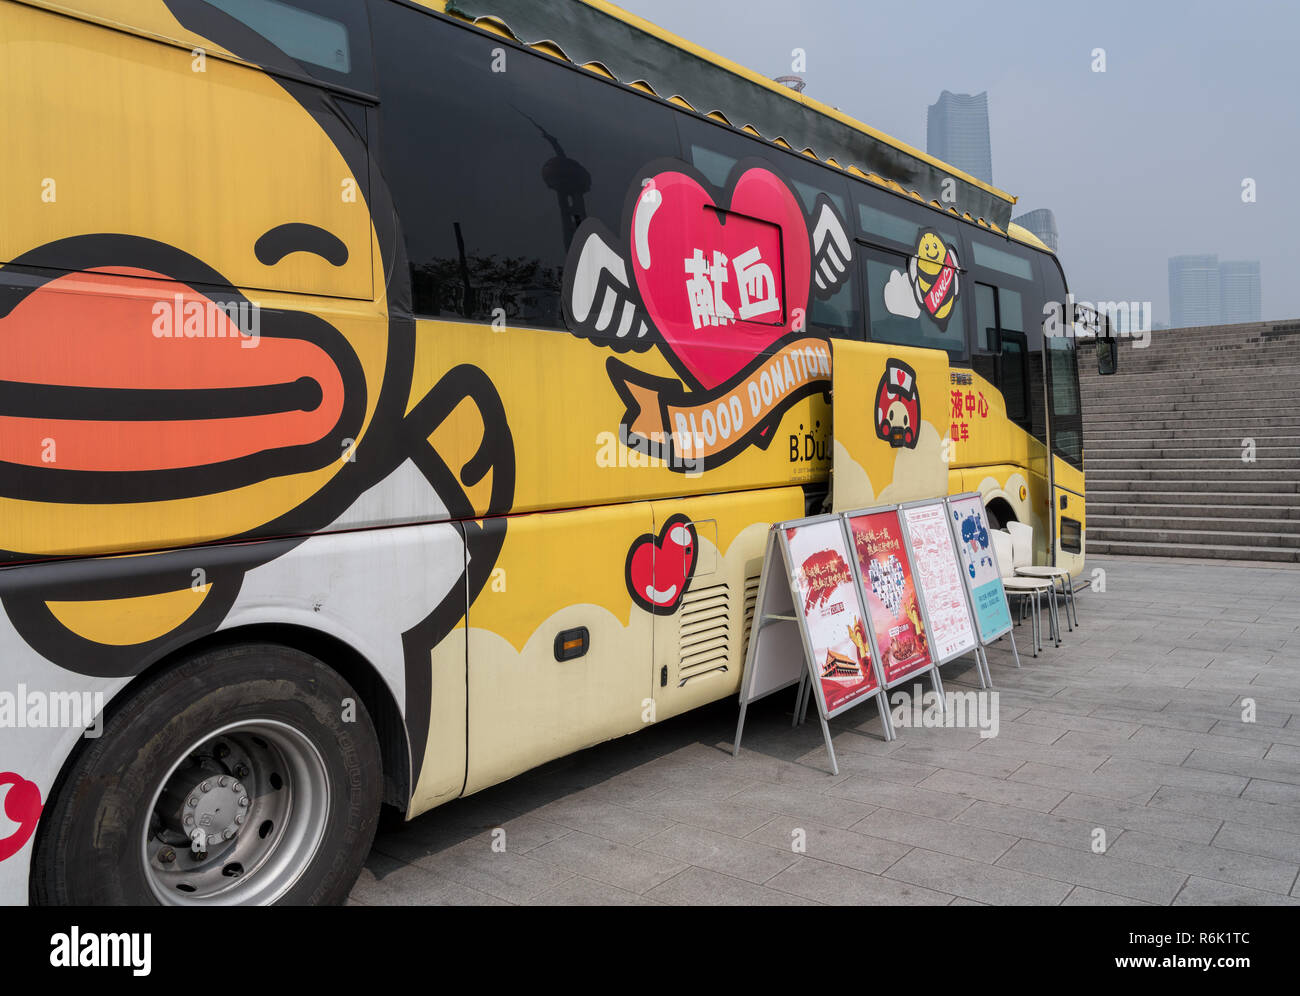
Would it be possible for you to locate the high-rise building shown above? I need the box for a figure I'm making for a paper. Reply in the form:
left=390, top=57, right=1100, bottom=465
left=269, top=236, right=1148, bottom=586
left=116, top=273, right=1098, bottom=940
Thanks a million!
left=1011, top=208, right=1058, bottom=252
left=1219, top=260, right=1261, bottom=324
left=1168, top=255, right=1221, bottom=328
left=926, top=91, right=992, bottom=185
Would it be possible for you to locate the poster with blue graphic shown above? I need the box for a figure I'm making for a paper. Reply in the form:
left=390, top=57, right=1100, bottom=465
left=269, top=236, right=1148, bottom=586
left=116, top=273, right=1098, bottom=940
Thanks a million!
left=946, top=494, right=1012, bottom=642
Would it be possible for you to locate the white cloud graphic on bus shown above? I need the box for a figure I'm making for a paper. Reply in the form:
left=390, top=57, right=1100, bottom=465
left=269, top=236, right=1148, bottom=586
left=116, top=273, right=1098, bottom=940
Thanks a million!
left=883, top=269, right=921, bottom=319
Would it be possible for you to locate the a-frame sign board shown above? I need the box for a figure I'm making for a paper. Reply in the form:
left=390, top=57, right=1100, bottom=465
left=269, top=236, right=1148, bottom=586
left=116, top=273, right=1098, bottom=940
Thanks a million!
left=733, top=516, right=893, bottom=776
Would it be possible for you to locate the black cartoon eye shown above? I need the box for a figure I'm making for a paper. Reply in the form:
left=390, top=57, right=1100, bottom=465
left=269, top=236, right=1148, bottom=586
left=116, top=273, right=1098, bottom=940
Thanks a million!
left=254, top=224, right=349, bottom=267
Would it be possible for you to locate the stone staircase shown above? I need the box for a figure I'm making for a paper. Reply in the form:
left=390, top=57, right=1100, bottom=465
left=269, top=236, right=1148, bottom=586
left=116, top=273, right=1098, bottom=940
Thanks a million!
left=1079, top=320, right=1300, bottom=563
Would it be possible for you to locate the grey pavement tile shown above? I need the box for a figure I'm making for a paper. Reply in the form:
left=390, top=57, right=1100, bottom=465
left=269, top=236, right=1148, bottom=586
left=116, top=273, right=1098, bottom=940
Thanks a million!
left=350, top=851, right=511, bottom=906
left=992, top=719, right=1067, bottom=745
left=976, top=735, right=1111, bottom=773
left=1184, top=747, right=1300, bottom=787
left=829, top=774, right=974, bottom=820
left=769, top=855, right=954, bottom=905
left=1052, top=792, right=1221, bottom=844
left=1097, top=756, right=1249, bottom=798
left=645, top=865, right=817, bottom=906
left=1213, top=821, right=1300, bottom=864
left=886, top=847, right=1070, bottom=906
left=1174, top=876, right=1300, bottom=906
left=1148, top=785, right=1300, bottom=834
left=1054, top=729, right=1191, bottom=766
left=1241, top=778, right=1300, bottom=806
left=1107, top=830, right=1299, bottom=895
left=725, top=781, right=876, bottom=829
left=917, top=767, right=1070, bottom=813
left=746, top=817, right=912, bottom=873
left=956, top=799, right=1123, bottom=852
left=1091, top=705, right=1217, bottom=733
left=1208, top=719, right=1300, bottom=748
left=827, top=751, right=941, bottom=785
left=1061, top=886, right=1153, bottom=906
left=524, top=875, right=662, bottom=906
left=416, top=839, right=576, bottom=903
left=1015, top=708, right=1143, bottom=738
left=639, top=823, right=798, bottom=884
left=724, top=750, right=856, bottom=790
left=528, top=830, right=687, bottom=893
left=531, top=795, right=676, bottom=845
left=995, top=839, right=1187, bottom=905
left=853, top=806, right=1016, bottom=863
left=891, top=742, right=1028, bottom=779
left=1008, top=760, right=1158, bottom=803
left=1265, top=743, right=1300, bottom=765
left=1130, top=725, right=1268, bottom=759
left=624, top=793, right=776, bottom=837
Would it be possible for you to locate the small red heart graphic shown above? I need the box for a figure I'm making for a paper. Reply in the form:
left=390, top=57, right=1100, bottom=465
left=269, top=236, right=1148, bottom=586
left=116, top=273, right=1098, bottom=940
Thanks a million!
left=624, top=514, right=698, bottom=614
left=631, top=168, right=811, bottom=389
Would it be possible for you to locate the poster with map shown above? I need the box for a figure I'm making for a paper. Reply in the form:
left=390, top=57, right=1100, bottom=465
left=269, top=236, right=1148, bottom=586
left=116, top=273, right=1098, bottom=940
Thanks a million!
left=947, top=494, right=1013, bottom=642
left=846, top=509, right=933, bottom=685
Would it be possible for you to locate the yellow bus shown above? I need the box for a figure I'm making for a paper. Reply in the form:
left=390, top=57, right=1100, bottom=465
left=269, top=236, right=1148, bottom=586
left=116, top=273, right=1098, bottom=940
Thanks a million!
left=0, top=0, right=1096, bottom=904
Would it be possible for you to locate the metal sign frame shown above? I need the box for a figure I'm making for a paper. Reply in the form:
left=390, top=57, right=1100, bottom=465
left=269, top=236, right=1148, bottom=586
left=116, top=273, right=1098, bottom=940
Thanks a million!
left=733, top=516, right=894, bottom=775
left=839, top=505, right=947, bottom=716
left=944, top=491, right=1020, bottom=667
left=898, top=497, right=990, bottom=688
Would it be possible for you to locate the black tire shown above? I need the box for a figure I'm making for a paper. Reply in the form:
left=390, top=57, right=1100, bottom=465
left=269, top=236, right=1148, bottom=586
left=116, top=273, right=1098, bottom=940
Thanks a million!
left=31, top=643, right=382, bottom=905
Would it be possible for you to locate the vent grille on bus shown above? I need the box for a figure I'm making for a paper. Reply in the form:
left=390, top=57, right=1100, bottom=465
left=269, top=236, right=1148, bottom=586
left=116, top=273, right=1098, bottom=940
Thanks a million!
left=741, top=573, right=761, bottom=663
left=677, top=582, right=730, bottom=685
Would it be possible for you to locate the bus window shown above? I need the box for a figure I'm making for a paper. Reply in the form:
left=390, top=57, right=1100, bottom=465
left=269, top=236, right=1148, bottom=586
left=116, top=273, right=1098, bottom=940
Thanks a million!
left=974, top=281, right=1030, bottom=428
left=972, top=239, right=1034, bottom=281
left=863, top=248, right=966, bottom=358
left=679, top=116, right=861, bottom=339
left=203, top=0, right=373, bottom=91
left=370, top=2, right=678, bottom=329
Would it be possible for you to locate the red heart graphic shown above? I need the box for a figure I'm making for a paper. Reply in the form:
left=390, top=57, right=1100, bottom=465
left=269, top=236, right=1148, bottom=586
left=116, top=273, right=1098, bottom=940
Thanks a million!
left=0, top=772, right=42, bottom=864
left=630, top=168, right=811, bottom=389
left=624, top=515, right=698, bottom=614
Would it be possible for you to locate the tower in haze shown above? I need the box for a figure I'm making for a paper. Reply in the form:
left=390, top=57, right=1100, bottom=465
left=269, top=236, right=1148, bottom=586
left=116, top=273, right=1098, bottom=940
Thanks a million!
left=1219, top=260, right=1261, bottom=324
left=927, top=91, right=992, bottom=185
left=1011, top=208, right=1059, bottom=252
left=1168, top=255, right=1221, bottom=328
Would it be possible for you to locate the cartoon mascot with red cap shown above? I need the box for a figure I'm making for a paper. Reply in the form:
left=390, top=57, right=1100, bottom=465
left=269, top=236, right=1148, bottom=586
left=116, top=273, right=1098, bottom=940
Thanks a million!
left=874, top=359, right=921, bottom=449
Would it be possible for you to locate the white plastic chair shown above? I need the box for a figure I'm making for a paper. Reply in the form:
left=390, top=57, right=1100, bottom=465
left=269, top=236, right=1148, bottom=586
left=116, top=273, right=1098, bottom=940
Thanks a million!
left=992, top=529, right=1057, bottom=655
left=1006, top=520, right=1078, bottom=631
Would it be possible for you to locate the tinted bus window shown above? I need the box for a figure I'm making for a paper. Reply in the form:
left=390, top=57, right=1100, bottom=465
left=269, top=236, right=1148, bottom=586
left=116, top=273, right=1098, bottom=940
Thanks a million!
left=972, top=239, right=1033, bottom=281
left=862, top=248, right=966, bottom=358
left=205, top=0, right=372, bottom=91
left=678, top=116, right=861, bottom=339
left=369, top=2, right=678, bottom=328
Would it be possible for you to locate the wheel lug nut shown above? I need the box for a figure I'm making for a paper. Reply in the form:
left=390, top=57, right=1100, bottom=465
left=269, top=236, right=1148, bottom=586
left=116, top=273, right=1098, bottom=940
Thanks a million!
left=223, top=828, right=235, bottom=840
left=189, top=797, right=198, bottom=807
left=239, top=797, right=249, bottom=807
left=160, top=848, right=176, bottom=864
left=233, top=782, right=244, bottom=793
left=234, top=765, right=249, bottom=778
left=184, top=815, right=194, bottom=826
left=201, top=781, right=211, bottom=792
left=235, top=814, right=245, bottom=825
left=219, top=777, right=228, bottom=787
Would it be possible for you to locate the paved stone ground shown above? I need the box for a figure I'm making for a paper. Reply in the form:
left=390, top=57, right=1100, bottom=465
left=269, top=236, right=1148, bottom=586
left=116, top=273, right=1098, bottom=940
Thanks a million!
left=350, top=556, right=1300, bottom=906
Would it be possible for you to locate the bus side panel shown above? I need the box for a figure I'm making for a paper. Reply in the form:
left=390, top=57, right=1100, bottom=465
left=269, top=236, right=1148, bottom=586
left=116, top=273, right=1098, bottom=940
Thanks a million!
left=463, top=502, right=656, bottom=795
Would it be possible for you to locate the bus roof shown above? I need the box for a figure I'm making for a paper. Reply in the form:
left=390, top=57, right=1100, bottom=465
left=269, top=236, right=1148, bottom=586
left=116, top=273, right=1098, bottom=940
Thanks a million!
left=426, top=0, right=1023, bottom=234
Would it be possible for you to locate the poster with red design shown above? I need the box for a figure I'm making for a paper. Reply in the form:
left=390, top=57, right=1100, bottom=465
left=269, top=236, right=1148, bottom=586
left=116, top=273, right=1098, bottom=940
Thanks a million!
left=848, top=509, right=933, bottom=684
left=782, top=520, right=878, bottom=715
left=900, top=501, right=978, bottom=663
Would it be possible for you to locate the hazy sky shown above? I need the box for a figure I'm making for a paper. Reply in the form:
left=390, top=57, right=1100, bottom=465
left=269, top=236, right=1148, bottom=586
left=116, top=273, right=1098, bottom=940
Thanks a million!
left=617, top=0, right=1298, bottom=323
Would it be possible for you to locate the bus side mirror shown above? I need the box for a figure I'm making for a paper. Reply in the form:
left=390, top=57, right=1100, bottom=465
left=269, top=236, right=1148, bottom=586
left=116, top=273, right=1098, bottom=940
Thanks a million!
left=1097, top=337, right=1118, bottom=376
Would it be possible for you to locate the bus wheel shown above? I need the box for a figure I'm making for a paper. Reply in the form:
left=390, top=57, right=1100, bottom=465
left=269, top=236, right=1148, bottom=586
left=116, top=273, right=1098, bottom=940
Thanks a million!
left=32, top=643, right=381, bottom=906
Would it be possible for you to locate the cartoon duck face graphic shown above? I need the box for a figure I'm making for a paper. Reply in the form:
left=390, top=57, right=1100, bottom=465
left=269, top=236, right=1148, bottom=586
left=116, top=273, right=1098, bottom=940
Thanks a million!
left=0, top=0, right=513, bottom=677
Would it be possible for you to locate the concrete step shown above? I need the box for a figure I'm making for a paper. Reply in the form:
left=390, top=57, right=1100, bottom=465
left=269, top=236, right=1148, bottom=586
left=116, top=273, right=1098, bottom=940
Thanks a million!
left=1080, top=387, right=1300, bottom=404
left=1083, top=416, right=1300, bottom=433
left=1086, top=457, right=1300, bottom=471
left=1079, top=436, right=1300, bottom=451
left=1086, top=489, right=1300, bottom=508
left=1084, top=445, right=1300, bottom=460
left=1088, top=499, right=1300, bottom=519
left=1086, top=538, right=1300, bottom=563
left=1089, top=513, right=1300, bottom=537
left=1083, top=471, right=1300, bottom=490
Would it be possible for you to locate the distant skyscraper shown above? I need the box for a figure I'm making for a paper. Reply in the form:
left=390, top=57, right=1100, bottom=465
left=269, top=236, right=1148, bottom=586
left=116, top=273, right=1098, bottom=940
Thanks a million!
left=927, top=91, right=992, bottom=185
left=1168, top=255, right=1221, bottom=328
left=1219, top=260, right=1261, bottom=324
left=1011, top=208, right=1059, bottom=252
